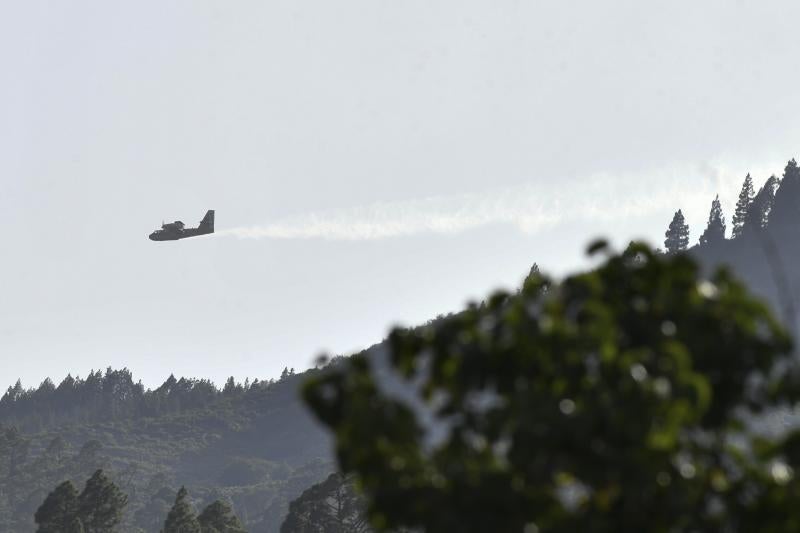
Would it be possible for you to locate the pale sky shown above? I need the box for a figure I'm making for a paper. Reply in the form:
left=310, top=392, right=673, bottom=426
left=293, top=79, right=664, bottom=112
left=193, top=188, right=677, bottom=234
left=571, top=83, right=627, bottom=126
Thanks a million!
left=3, top=1, right=800, bottom=388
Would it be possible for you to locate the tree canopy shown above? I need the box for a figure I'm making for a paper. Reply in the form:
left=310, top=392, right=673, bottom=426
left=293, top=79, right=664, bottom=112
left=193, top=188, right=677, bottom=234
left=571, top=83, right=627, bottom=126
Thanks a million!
left=0, top=367, right=330, bottom=532
left=731, top=173, right=754, bottom=238
left=745, top=175, right=781, bottom=232
left=77, top=469, right=128, bottom=533
left=768, top=158, right=800, bottom=227
left=304, top=241, right=800, bottom=532
left=699, top=195, right=726, bottom=246
left=164, top=486, right=201, bottom=533
left=33, top=470, right=127, bottom=533
left=198, top=499, right=247, bottom=533
left=281, top=472, right=369, bottom=533
left=34, top=481, right=81, bottom=533
left=664, top=210, right=689, bottom=253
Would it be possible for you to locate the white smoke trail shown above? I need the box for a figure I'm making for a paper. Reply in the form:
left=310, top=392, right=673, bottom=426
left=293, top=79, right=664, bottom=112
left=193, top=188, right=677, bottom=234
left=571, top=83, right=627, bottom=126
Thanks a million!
left=220, top=163, right=762, bottom=241
left=222, top=193, right=559, bottom=240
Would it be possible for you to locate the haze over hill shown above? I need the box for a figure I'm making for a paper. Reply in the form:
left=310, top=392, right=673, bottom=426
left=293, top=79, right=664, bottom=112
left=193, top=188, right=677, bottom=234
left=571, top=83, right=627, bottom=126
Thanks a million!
left=685, top=160, right=800, bottom=336
left=7, top=182, right=800, bottom=530
left=10, top=1, right=800, bottom=531
left=7, top=1, right=800, bottom=387
left=0, top=369, right=332, bottom=532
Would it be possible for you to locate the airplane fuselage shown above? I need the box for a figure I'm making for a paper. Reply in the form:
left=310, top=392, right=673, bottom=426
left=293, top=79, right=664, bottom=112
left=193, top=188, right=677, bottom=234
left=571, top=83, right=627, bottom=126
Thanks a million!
left=149, top=210, right=214, bottom=241
left=148, top=227, right=213, bottom=241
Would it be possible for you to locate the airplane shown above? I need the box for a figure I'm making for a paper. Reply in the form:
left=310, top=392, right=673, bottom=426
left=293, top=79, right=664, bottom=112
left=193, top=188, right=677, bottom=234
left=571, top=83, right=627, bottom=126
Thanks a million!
left=149, top=210, right=214, bottom=241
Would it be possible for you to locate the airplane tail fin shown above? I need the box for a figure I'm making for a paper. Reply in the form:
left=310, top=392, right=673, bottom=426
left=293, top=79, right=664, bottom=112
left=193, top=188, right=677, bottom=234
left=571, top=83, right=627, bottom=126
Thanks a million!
left=199, top=210, right=215, bottom=233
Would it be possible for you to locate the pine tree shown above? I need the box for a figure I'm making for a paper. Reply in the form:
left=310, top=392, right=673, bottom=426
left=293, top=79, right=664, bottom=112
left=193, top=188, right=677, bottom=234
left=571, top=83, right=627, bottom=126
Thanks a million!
left=198, top=500, right=246, bottom=533
left=664, top=209, right=690, bottom=253
left=699, top=195, right=726, bottom=246
left=222, top=377, right=237, bottom=396
left=281, top=473, right=368, bottom=533
left=744, top=175, right=781, bottom=232
left=731, top=173, right=754, bottom=238
left=164, top=487, right=201, bottom=533
left=766, top=159, right=800, bottom=227
left=521, top=262, right=549, bottom=295
left=77, top=469, right=127, bottom=533
left=3, top=379, right=25, bottom=403
left=34, top=481, right=83, bottom=533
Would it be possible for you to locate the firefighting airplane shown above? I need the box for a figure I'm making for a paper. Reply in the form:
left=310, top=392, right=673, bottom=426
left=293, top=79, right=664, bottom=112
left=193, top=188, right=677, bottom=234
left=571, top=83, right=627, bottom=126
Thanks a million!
left=149, top=210, right=214, bottom=241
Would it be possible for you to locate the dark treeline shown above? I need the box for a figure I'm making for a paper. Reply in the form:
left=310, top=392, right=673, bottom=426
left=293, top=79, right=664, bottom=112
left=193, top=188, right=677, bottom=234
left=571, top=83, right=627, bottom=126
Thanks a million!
left=0, top=367, right=296, bottom=433
left=662, top=157, right=800, bottom=330
left=34, top=470, right=246, bottom=533
left=663, top=158, right=800, bottom=252
left=11, top=159, right=800, bottom=531
left=0, top=366, right=329, bottom=532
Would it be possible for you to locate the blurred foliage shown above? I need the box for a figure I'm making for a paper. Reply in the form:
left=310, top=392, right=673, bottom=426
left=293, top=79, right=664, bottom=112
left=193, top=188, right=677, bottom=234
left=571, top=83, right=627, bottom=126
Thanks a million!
left=304, top=241, right=800, bottom=532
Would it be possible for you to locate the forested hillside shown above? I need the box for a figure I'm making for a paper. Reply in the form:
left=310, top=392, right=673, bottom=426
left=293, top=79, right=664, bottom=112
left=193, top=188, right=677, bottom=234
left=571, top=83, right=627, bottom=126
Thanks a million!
left=664, top=159, right=800, bottom=331
left=8, top=158, right=800, bottom=532
left=0, top=369, right=332, bottom=532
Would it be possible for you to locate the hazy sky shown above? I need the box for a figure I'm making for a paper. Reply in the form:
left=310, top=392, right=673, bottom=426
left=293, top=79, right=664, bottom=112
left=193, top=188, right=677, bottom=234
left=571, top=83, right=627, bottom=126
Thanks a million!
left=4, top=1, right=800, bottom=388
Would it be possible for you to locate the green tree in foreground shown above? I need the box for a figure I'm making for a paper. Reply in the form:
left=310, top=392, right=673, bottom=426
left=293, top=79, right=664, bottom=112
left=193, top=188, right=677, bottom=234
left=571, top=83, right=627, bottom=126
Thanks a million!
left=164, top=486, right=200, bottom=533
left=77, top=469, right=128, bottom=533
left=34, top=480, right=83, bottom=533
left=664, top=209, right=689, bottom=253
left=197, top=499, right=246, bottom=533
left=304, top=241, right=800, bottom=532
left=281, top=472, right=369, bottom=533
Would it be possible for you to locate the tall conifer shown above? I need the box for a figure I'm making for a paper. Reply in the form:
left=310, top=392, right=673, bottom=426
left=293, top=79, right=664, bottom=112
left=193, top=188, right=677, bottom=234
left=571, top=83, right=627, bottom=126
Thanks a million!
left=164, top=487, right=201, bottom=533
left=664, top=209, right=690, bottom=253
left=766, top=159, right=800, bottom=227
left=198, top=500, right=246, bottom=533
left=281, top=473, right=367, bottom=533
left=731, top=173, right=754, bottom=238
left=699, top=195, right=726, bottom=246
left=34, top=481, right=83, bottom=533
left=77, top=469, right=127, bottom=533
left=744, top=175, right=781, bottom=232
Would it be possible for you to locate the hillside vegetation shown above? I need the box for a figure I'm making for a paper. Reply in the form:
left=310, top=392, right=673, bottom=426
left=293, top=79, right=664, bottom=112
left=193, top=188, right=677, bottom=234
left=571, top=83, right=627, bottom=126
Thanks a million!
left=667, top=159, right=800, bottom=329
left=8, top=158, right=800, bottom=531
left=0, top=370, right=332, bottom=532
